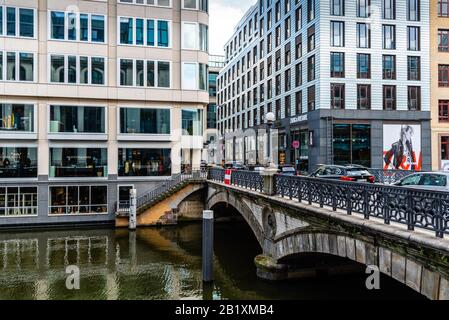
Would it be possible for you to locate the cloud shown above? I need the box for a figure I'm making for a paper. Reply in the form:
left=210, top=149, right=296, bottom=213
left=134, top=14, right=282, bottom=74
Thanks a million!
left=209, top=0, right=256, bottom=56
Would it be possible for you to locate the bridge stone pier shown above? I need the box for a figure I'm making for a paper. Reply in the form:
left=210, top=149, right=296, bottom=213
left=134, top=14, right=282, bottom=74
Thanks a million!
left=206, top=173, right=449, bottom=300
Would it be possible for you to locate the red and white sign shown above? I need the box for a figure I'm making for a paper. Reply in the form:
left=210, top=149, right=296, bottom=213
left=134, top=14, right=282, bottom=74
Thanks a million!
left=292, top=140, right=300, bottom=149
left=224, top=169, right=232, bottom=185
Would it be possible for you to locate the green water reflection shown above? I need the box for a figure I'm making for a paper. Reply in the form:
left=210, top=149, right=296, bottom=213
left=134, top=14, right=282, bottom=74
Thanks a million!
left=0, top=223, right=424, bottom=300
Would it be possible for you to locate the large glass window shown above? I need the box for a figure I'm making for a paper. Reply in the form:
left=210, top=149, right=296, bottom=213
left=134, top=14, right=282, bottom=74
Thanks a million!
left=183, top=22, right=197, bottom=49
left=182, top=109, right=203, bottom=136
left=19, top=8, right=34, bottom=37
left=383, top=25, right=396, bottom=49
left=407, top=0, right=420, bottom=21
left=0, top=104, right=34, bottom=132
left=330, top=0, right=345, bottom=16
left=51, top=11, right=105, bottom=42
left=407, top=26, right=420, bottom=51
left=207, top=104, right=217, bottom=129
left=157, top=61, right=170, bottom=88
left=330, top=21, right=344, bottom=47
left=120, top=17, right=133, bottom=44
left=182, top=63, right=197, bottom=90
left=0, top=147, right=37, bottom=178
left=333, top=124, right=371, bottom=167
left=118, top=149, right=171, bottom=177
left=91, top=15, right=105, bottom=42
left=158, top=20, right=169, bottom=47
left=357, top=53, right=371, bottom=79
left=120, top=108, right=170, bottom=134
left=7, top=52, right=16, bottom=81
left=50, top=55, right=104, bottom=85
left=357, top=0, right=370, bottom=17
left=408, top=56, right=420, bottom=80
left=19, top=53, right=33, bottom=81
left=49, top=148, right=108, bottom=178
left=357, top=23, right=370, bottom=48
left=330, top=52, right=344, bottom=78
left=383, top=0, right=396, bottom=19
left=382, top=55, right=396, bottom=79
left=50, top=105, right=105, bottom=134
left=49, top=185, right=107, bottom=215
left=0, top=186, right=38, bottom=216
left=7, top=7, right=16, bottom=36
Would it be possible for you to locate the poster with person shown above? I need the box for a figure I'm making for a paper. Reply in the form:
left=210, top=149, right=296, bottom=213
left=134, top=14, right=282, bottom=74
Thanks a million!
left=383, top=124, right=422, bottom=171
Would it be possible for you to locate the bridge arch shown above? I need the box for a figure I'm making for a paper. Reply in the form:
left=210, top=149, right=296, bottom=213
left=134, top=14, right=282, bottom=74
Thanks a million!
left=207, top=189, right=265, bottom=247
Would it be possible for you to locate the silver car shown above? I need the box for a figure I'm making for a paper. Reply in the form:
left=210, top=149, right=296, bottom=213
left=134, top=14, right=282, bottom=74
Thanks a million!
left=394, top=172, right=449, bottom=191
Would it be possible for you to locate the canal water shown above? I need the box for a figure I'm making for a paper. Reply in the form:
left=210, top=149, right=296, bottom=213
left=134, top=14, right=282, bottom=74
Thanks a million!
left=0, top=222, right=424, bottom=300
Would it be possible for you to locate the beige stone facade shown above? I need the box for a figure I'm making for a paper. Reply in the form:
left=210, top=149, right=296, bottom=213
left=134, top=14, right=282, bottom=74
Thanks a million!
left=0, top=0, right=210, bottom=226
left=431, top=0, right=449, bottom=170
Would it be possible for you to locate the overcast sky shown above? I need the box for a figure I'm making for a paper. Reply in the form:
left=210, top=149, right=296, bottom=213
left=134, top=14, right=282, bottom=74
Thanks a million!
left=209, top=0, right=256, bottom=56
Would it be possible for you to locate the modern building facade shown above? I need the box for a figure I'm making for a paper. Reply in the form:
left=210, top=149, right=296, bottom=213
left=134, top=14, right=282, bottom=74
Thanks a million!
left=431, top=0, right=449, bottom=171
left=0, top=0, right=209, bottom=226
left=202, top=54, right=225, bottom=164
left=217, top=0, right=431, bottom=173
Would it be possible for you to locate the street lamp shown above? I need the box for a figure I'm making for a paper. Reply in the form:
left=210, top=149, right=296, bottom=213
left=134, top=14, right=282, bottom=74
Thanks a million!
left=265, top=112, right=276, bottom=168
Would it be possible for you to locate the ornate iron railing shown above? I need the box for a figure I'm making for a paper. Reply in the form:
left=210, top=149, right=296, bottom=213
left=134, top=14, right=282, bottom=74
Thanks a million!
left=208, top=167, right=449, bottom=238
left=368, top=169, right=416, bottom=184
left=274, top=174, right=449, bottom=238
left=116, top=170, right=207, bottom=214
left=231, top=170, right=264, bottom=192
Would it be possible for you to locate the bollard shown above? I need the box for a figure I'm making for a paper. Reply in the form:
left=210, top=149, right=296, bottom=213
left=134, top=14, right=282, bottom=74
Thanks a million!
left=129, top=189, right=137, bottom=231
left=202, top=210, right=214, bottom=282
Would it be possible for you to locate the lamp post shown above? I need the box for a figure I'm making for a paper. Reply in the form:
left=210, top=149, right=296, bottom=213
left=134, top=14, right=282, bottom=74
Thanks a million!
left=265, top=112, right=275, bottom=168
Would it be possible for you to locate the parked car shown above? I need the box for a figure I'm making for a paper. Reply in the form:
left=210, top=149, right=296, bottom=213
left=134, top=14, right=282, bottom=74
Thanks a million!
left=223, top=161, right=248, bottom=171
left=394, top=172, right=449, bottom=191
left=310, top=165, right=375, bottom=183
left=278, top=165, right=297, bottom=176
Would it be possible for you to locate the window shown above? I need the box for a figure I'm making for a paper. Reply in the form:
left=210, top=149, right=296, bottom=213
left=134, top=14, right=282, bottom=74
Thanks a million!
left=285, top=68, right=291, bottom=92
left=382, top=55, right=396, bottom=79
left=333, top=124, right=371, bottom=167
left=308, top=0, right=315, bottom=21
left=50, top=11, right=106, bottom=42
left=357, top=0, right=370, bottom=18
left=308, top=85, right=315, bottom=111
left=331, top=83, right=345, bottom=109
left=0, top=6, right=35, bottom=38
left=439, top=64, right=449, bottom=87
left=357, top=85, right=371, bottom=110
left=119, top=0, right=171, bottom=6
left=408, top=56, right=420, bottom=80
left=383, top=25, right=396, bottom=49
left=0, top=147, right=37, bottom=178
left=182, top=62, right=208, bottom=90
left=0, top=104, right=34, bottom=132
left=408, top=86, right=421, bottom=110
left=330, top=21, right=344, bottom=47
left=49, top=105, right=105, bottom=134
left=119, top=59, right=170, bottom=88
left=357, top=53, right=371, bottom=79
left=285, top=17, right=291, bottom=40
left=120, top=107, right=170, bottom=135
left=119, top=17, right=170, bottom=47
left=439, top=0, right=449, bottom=17
left=275, top=1, right=281, bottom=22
left=182, top=109, right=203, bottom=136
left=296, top=62, right=302, bottom=87
left=308, top=25, right=315, bottom=51
left=407, top=26, right=420, bottom=51
left=49, top=186, right=107, bottom=215
left=439, top=29, right=449, bottom=52
left=443, top=137, right=449, bottom=161
left=49, top=148, right=108, bottom=178
left=439, top=100, right=449, bottom=122
left=295, top=6, right=302, bottom=32
left=51, top=55, right=105, bottom=85
left=0, top=186, right=37, bottom=216
left=183, top=0, right=200, bottom=9
left=207, top=104, right=216, bottom=129
left=330, top=0, right=345, bottom=16
left=330, top=52, right=345, bottom=78
left=296, top=34, right=302, bottom=59
left=308, top=55, right=315, bottom=81
left=295, top=91, right=302, bottom=114
left=383, top=85, right=396, bottom=110
left=383, top=0, right=396, bottom=19
left=407, top=0, right=420, bottom=21
left=357, top=23, right=370, bottom=48
left=182, top=22, right=208, bottom=51
left=0, top=51, right=35, bottom=82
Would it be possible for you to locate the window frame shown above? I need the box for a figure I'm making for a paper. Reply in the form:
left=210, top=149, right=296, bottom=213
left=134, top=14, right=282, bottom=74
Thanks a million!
left=49, top=54, right=107, bottom=86
left=0, top=50, right=36, bottom=83
left=0, top=6, right=37, bottom=39
left=118, top=58, right=172, bottom=89
left=117, top=16, right=171, bottom=48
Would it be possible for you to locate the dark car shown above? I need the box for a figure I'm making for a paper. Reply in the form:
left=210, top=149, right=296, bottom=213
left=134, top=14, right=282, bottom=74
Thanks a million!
left=310, top=165, right=375, bottom=183
left=224, top=161, right=248, bottom=171
left=278, top=165, right=297, bottom=176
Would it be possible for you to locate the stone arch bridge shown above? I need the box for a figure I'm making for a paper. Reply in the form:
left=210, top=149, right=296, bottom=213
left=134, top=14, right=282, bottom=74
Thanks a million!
left=117, top=169, right=449, bottom=300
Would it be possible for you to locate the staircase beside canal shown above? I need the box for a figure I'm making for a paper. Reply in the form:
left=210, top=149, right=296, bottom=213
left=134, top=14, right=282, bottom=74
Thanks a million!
left=115, top=171, right=207, bottom=228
